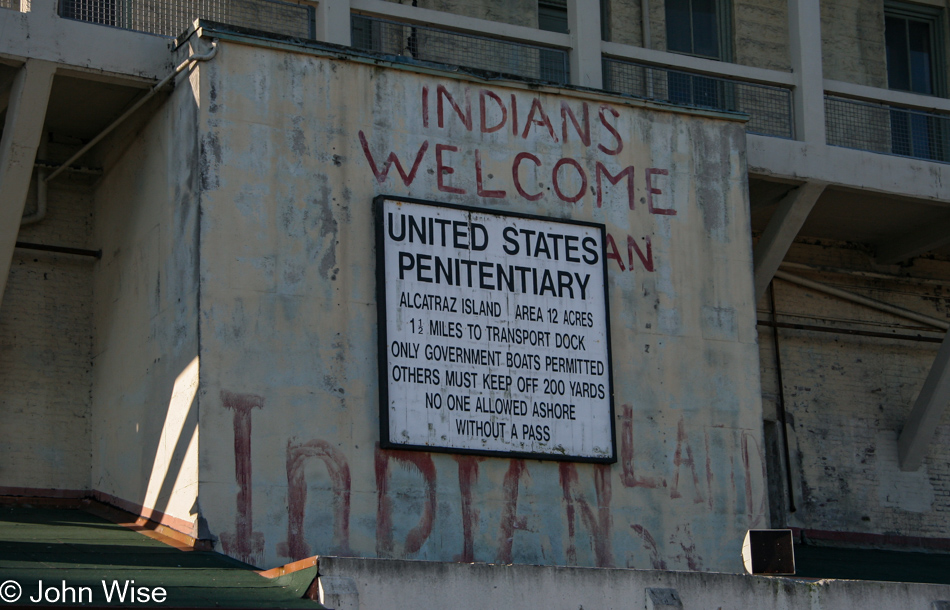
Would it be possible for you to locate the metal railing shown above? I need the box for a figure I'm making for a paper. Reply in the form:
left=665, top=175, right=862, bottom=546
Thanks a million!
left=59, top=0, right=314, bottom=39
left=825, top=95, right=950, bottom=163
left=602, top=57, right=794, bottom=139
left=351, top=14, right=570, bottom=85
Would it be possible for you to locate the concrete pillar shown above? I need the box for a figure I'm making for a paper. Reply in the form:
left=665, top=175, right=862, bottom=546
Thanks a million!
left=898, top=331, right=950, bottom=471
left=567, top=0, right=603, bottom=89
left=752, top=181, right=826, bottom=302
left=0, top=59, right=56, bottom=311
left=317, top=0, right=352, bottom=46
left=787, top=0, right=825, bottom=143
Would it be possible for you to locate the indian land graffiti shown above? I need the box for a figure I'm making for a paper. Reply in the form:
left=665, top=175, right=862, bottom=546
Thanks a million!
left=218, top=390, right=265, bottom=567
left=221, top=392, right=767, bottom=569
left=357, top=84, right=676, bottom=276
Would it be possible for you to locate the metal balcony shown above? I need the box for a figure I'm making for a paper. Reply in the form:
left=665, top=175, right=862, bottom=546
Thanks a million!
left=58, top=0, right=314, bottom=39
left=351, top=14, right=570, bottom=85
left=602, top=57, right=794, bottom=139
left=825, top=95, right=950, bottom=164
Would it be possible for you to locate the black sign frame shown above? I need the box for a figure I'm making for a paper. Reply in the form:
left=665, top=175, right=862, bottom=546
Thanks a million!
left=375, top=194, right=617, bottom=464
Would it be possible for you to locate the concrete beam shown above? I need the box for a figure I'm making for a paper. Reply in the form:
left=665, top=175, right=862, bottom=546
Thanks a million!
left=599, top=42, right=795, bottom=86
left=0, top=59, right=55, bottom=310
left=899, top=330, right=950, bottom=470
left=825, top=78, right=950, bottom=113
left=316, top=0, right=352, bottom=46
left=0, top=0, right=171, bottom=80
left=788, top=0, right=825, bottom=143
left=748, top=135, right=950, bottom=203
left=875, top=217, right=950, bottom=264
left=350, top=0, right=571, bottom=48
left=753, top=181, right=826, bottom=302
left=567, top=0, right=603, bottom=89
left=315, top=555, right=950, bottom=609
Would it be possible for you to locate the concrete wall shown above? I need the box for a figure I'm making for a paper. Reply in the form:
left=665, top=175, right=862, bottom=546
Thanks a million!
left=760, top=239, right=950, bottom=539
left=316, top=555, right=950, bottom=610
left=0, top=181, right=93, bottom=492
left=733, top=0, right=790, bottom=71
left=605, top=0, right=643, bottom=46
left=193, top=37, right=764, bottom=571
left=88, top=62, right=202, bottom=534
left=820, top=0, right=887, bottom=87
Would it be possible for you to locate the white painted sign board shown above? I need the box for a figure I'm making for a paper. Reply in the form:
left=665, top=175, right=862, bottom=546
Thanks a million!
left=376, top=196, right=615, bottom=462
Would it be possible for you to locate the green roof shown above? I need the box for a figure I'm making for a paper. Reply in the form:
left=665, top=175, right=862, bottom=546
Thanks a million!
left=4, top=502, right=949, bottom=606
left=0, top=506, right=325, bottom=608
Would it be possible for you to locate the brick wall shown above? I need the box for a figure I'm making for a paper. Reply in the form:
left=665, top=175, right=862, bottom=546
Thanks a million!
left=761, top=238, right=950, bottom=540
left=0, top=181, right=94, bottom=491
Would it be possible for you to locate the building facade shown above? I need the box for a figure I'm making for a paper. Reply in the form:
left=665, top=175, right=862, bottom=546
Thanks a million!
left=1, top=0, right=949, bottom=576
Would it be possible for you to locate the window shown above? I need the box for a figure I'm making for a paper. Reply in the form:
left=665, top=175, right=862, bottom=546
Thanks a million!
left=538, top=0, right=569, bottom=83
left=539, top=0, right=569, bottom=34
left=665, top=0, right=728, bottom=60
left=664, top=0, right=733, bottom=109
left=885, top=3, right=943, bottom=95
left=884, top=2, right=947, bottom=160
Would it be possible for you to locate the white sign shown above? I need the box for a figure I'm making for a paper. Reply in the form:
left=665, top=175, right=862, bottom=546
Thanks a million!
left=376, top=197, right=615, bottom=462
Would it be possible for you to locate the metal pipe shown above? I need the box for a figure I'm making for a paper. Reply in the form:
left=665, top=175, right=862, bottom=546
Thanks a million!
left=780, top=261, right=950, bottom=286
left=45, top=42, right=218, bottom=184
left=769, top=282, right=796, bottom=514
left=773, top=269, right=950, bottom=331
left=757, top=319, right=944, bottom=343
left=15, top=241, right=102, bottom=259
left=33, top=162, right=102, bottom=176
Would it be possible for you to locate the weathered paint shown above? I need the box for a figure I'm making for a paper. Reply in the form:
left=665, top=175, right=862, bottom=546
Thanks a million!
left=190, top=35, right=763, bottom=572
left=218, top=390, right=265, bottom=565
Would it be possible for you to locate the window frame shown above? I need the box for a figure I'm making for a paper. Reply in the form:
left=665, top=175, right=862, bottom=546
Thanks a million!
left=883, top=0, right=947, bottom=98
left=664, top=0, right=733, bottom=63
left=538, top=0, right=569, bottom=34
left=537, top=0, right=571, bottom=83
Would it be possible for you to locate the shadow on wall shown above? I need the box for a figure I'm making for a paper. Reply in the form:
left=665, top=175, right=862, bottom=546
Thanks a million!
left=138, top=356, right=200, bottom=533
